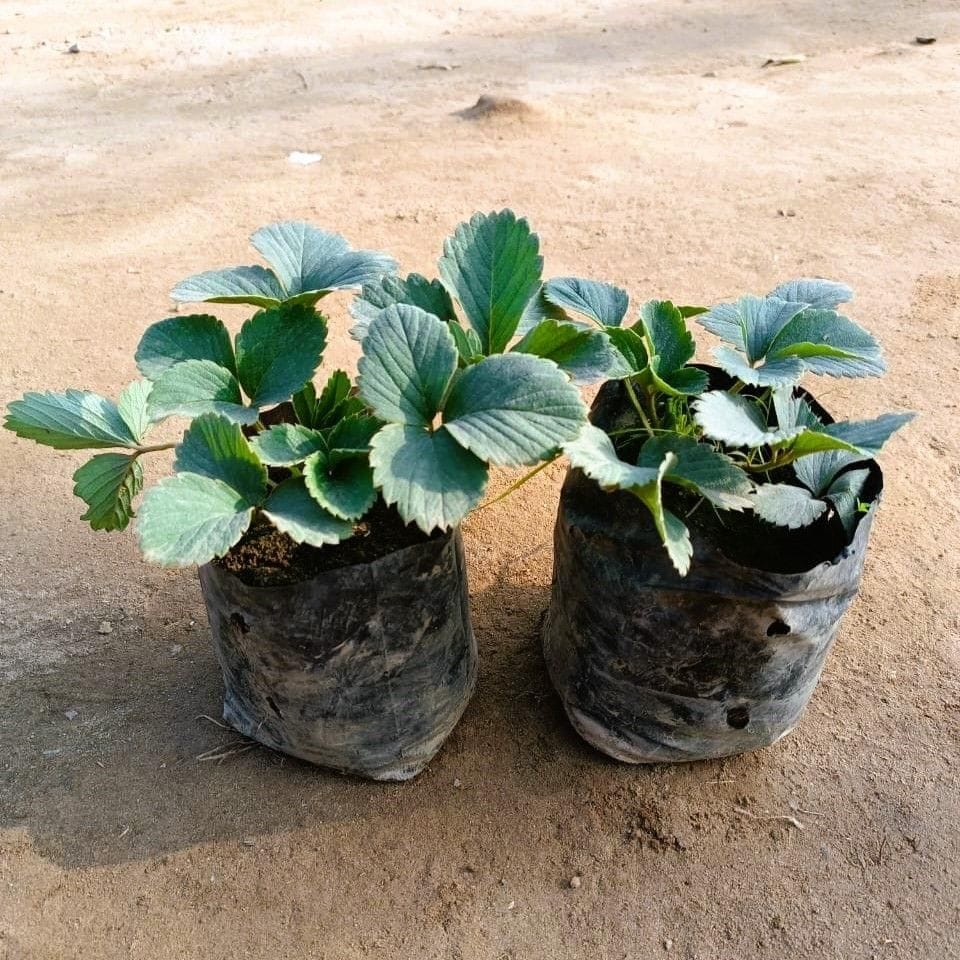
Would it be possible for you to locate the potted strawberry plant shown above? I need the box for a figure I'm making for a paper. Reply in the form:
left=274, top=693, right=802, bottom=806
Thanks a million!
left=5, top=214, right=591, bottom=780
left=540, top=278, right=914, bottom=763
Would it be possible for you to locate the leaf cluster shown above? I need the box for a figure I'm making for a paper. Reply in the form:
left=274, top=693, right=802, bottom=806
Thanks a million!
left=558, top=278, right=914, bottom=573
left=5, top=223, right=394, bottom=563
left=350, top=210, right=629, bottom=532
left=5, top=213, right=603, bottom=564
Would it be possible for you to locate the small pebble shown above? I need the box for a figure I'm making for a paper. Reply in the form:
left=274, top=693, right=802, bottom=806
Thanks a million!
left=569, top=875, right=582, bottom=889
left=453, top=777, right=463, bottom=788
left=66, top=42, right=79, bottom=53
left=170, top=644, right=183, bottom=656
left=664, top=938, right=674, bottom=951
left=97, top=621, right=112, bottom=635
left=64, top=709, right=79, bottom=721
left=506, top=900, right=515, bottom=910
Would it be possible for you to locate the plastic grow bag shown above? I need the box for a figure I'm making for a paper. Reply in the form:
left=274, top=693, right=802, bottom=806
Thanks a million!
left=199, top=528, right=476, bottom=781
left=542, top=380, right=882, bottom=764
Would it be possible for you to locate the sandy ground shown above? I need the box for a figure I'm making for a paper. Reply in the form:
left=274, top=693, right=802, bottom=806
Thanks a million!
left=1, top=1, right=959, bottom=958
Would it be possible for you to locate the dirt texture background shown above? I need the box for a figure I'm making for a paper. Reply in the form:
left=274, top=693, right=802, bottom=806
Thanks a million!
left=1, top=2, right=958, bottom=958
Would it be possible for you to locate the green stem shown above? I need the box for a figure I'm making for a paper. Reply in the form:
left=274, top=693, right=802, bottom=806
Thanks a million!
left=473, top=456, right=559, bottom=513
left=133, top=442, right=176, bottom=456
left=623, top=378, right=654, bottom=436
left=742, top=450, right=798, bottom=474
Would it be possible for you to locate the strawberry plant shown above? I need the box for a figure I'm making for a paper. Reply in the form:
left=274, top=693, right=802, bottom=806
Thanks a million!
left=4, top=213, right=596, bottom=565
left=550, top=277, right=914, bottom=574
left=4, top=222, right=395, bottom=564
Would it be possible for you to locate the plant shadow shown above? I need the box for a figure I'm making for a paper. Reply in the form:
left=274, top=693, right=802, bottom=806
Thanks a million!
left=0, top=563, right=599, bottom=870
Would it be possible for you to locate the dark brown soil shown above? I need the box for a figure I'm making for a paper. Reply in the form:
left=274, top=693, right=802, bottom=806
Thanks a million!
left=216, top=499, right=436, bottom=587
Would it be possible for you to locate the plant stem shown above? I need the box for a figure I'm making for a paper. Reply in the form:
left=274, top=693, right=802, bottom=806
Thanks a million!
left=623, top=378, right=654, bottom=436
left=742, top=450, right=797, bottom=474
left=133, top=442, right=176, bottom=456
left=473, top=456, right=559, bottom=513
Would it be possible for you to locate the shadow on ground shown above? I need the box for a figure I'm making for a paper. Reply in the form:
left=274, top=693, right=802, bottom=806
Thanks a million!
left=0, top=569, right=608, bottom=869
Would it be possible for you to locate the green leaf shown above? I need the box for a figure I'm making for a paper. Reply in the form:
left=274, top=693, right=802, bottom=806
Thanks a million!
left=766, top=308, right=885, bottom=378
left=438, top=210, right=543, bottom=354
left=262, top=477, right=354, bottom=546
left=369, top=423, right=488, bottom=533
left=511, top=318, right=618, bottom=385
left=655, top=365, right=710, bottom=396
left=564, top=424, right=662, bottom=491
left=542, top=277, right=629, bottom=328
left=303, top=451, right=376, bottom=520
left=357, top=304, right=458, bottom=426
left=644, top=355, right=709, bottom=398
left=712, top=345, right=804, bottom=388
left=794, top=449, right=860, bottom=497
left=696, top=301, right=746, bottom=350
left=772, top=387, right=823, bottom=432
left=516, top=284, right=571, bottom=335
left=251, top=220, right=348, bottom=287
left=768, top=278, right=853, bottom=310
left=773, top=390, right=914, bottom=459
left=638, top=300, right=696, bottom=373
left=171, top=265, right=287, bottom=307
left=678, top=305, right=708, bottom=319
left=146, top=359, right=255, bottom=425
left=693, top=391, right=798, bottom=448
left=697, top=296, right=806, bottom=362
left=72, top=453, right=144, bottom=531
left=174, top=414, right=268, bottom=504
left=740, top=296, right=808, bottom=362
left=632, top=454, right=693, bottom=576
left=292, top=380, right=321, bottom=428
left=753, top=483, right=827, bottom=529
left=327, top=415, right=380, bottom=464
left=135, top=315, right=236, bottom=380
left=250, top=221, right=396, bottom=299
left=117, top=380, right=153, bottom=444
left=4, top=389, right=137, bottom=450
left=605, top=327, right=649, bottom=375
left=349, top=273, right=456, bottom=339
left=136, top=473, right=254, bottom=567
left=316, top=371, right=364, bottom=424
left=443, top=353, right=586, bottom=466
left=448, top=321, right=485, bottom=365
left=820, top=412, right=915, bottom=456
left=235, top=302, right=327, bottom=407
left=825, top=467, right=871, bottom=536
left=292, top=370, right=362, bottom=429
left=251, top=423, right=327, bottom=466
left=769, top=391, right=856, bottom=457
left=779, top=429, right=861, bottom=459
left=638, top=435, right=753, bottom=510
left=564, top=425, right=692, bottom=574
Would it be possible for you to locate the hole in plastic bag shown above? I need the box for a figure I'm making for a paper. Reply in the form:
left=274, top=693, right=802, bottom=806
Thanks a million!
left=766, top=619, right=791, bottom=637
left=726, top=706, right=750, bottom=729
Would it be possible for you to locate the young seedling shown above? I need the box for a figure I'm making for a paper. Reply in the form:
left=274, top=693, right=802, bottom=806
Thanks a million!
left=550, top=277, right=914, bottom=574
left=4, top=222, right=395, bottom=565
left=4, top=213, right=597, bottom=566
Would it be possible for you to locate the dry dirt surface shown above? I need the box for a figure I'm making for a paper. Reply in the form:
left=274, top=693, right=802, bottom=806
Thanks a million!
left=1, top=2, right=959, bottom=958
